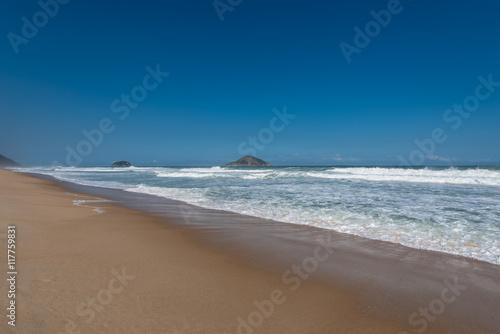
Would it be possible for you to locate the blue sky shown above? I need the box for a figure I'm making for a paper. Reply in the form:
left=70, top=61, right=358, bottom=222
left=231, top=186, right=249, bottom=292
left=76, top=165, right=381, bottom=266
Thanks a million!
left=1, top=0, right=499, bottom=166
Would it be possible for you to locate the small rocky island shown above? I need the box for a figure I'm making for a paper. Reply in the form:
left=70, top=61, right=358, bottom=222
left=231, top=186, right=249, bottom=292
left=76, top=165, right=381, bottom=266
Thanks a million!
left=222, top=155, right=272, bottom=167
left=0, top=154, right=20, bottom=168
left=110, top=161, right=132, bottom=167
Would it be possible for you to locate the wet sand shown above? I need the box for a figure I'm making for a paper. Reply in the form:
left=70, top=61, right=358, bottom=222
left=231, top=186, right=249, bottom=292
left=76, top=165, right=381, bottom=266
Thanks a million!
left=0, top=169, right=499, bottom=333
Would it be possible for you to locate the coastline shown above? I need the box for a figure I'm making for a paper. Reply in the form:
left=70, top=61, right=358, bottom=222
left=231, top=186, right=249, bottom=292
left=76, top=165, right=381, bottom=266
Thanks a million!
left=1, top=169, right=499, bottom=333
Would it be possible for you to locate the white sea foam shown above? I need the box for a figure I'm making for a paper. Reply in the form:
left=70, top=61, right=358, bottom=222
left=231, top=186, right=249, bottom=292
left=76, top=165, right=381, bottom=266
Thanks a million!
left=72, top=200, right=106, bottom=214
left=315, top=167, right=500, bottom=186
left=148, top=166, right=500, bottom=186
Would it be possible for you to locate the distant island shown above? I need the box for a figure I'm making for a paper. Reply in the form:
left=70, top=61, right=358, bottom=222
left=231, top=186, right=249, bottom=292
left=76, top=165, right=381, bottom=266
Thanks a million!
left=110, top=161, right=132, bottom=167
left=222, top=155, right=272, bottom=167
left=0, top=154, right=20, bottom=168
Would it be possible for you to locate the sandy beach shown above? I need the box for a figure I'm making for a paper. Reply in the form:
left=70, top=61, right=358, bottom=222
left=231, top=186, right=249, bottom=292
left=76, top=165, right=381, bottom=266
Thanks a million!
left=1, top=169, right=500, bottom=334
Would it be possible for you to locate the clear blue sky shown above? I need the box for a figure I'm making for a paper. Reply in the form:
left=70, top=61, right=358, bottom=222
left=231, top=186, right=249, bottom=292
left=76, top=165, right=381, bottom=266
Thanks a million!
left=1, top=0, right=499, bottom=166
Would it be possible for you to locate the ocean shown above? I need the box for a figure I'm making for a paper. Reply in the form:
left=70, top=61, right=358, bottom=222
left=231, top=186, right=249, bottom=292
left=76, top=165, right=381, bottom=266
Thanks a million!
left=18, top=165, right=500, bottom=265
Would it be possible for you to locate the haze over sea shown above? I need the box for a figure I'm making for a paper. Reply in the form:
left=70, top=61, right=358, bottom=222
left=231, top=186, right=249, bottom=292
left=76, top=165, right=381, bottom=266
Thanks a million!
left=19, top=165, right=500, bottom=265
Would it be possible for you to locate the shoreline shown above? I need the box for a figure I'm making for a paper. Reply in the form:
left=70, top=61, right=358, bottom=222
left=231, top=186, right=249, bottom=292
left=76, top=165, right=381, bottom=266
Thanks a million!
left=1, top=169, right=499, bottom=333
left=21, top=165, right=500, bottom=267
left=30, top=169, right=499, bottom=268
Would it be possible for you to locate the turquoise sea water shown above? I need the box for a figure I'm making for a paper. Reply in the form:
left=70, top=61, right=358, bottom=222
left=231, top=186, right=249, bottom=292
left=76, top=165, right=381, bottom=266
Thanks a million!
left=19, top=166, right=500, bottom=265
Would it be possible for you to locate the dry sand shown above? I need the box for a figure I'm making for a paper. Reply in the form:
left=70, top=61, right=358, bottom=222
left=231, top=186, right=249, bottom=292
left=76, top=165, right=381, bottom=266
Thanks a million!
left=0, top=169, right=499, bottom=333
